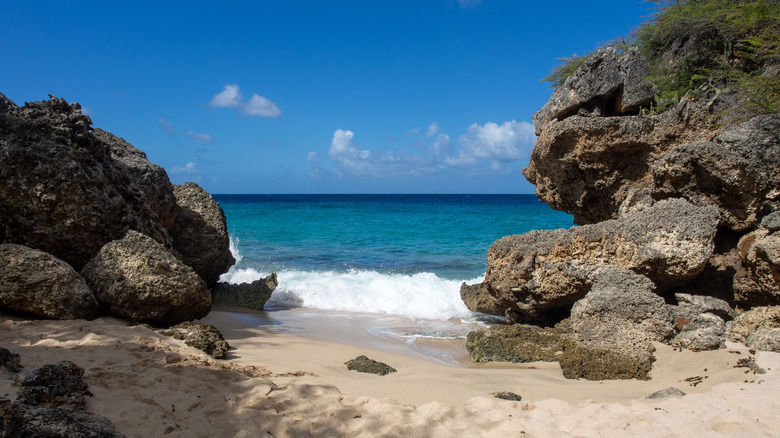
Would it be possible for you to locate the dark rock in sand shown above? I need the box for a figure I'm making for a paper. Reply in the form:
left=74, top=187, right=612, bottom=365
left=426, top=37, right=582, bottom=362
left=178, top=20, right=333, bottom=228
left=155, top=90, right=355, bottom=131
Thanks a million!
left=81, top=230, right=211, bottom=327
left=169, top=182, right=235, bottom=288
left=0, top=244, right=100, bottom=320
left=466, top=324, right=563, bottom=364
left=16, top=361, right=90, bottom=410
left=2, top=403, right=126, bottom=438
left=483, top=199, right=717, bottom=322
left=158, top=321, right=230, bottom=359
left=344, top=355, right=397, bottom=376
left=211, top=273, right=278, bottom=311
left=491, top=391, right=522, bottom=401
left=557, top=337, right=655, bottom=381
left=0, top=95, right=176, bottom=271
left=0, top=347, right=22, bottom=373
left=646, top=387, right=686, bottom=399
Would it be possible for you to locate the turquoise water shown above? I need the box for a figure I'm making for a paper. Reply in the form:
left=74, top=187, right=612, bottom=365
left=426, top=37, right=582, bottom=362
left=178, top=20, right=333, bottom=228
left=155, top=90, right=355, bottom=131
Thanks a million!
left=215, top=194, right=573, bottom=321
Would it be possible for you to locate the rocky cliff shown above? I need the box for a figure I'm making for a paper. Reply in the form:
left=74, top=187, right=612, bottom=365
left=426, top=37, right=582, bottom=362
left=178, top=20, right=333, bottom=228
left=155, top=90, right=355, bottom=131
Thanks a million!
left=464, top=44, right=780, bottom=379
left=0, top=92, right=236, bottom=326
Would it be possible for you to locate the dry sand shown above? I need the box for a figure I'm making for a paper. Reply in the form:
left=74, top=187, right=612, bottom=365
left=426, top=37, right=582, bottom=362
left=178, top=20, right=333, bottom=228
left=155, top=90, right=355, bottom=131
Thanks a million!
left=2, top=309, right=779, bottom=437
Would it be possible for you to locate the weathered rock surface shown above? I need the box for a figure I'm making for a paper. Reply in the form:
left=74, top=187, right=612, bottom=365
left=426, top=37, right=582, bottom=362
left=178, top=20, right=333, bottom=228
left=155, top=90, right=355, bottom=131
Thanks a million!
left=0, top=347, right=22, bottom=373
left=735, top=229, right=780, bottom=305
left=727, top=306, right=780, bottom=352
left=466, top=324, right=563, bottom=364
left=170, top=182, right=235, bottom=287
left=344, top=355, right=396, bottom=376
left=211, top=273, right=278, bottom=311
left=81, top=230, right=211, bottom=327
left=0, top=95, right=176, bottom=271
left=0, top=244, right=99, bottom=320
left=672, top=313, right=726, bottom=351
left=459, top=282, right=507, bottom=316
left=483, top=199, right=718, bottom=321
left=646, top=387, right=686, bottom=399
left=158, top=322, right=230, bottom=359
left=532, top=47, right=657, bottom=135
left=16, top=361, right=91, bottom=410
left=2, top=404, right=126, bottom=438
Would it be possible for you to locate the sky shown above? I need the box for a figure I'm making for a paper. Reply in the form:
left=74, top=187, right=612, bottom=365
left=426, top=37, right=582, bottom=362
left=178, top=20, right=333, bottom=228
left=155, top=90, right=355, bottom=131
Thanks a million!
left=1, top=1, right=655, bottom=194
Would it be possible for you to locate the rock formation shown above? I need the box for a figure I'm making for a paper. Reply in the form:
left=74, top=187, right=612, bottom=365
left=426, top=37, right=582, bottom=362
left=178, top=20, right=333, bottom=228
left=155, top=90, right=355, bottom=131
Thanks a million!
left=211, top=273, right=278, bottom=311
left=81, top=230, right=211, bottom=327
left=0, top=244, right=100, bottom=320
left=465, top=42, right=780, bottom=379
left=158, top=322, right=231, bottom=359
left=0, top=92, right=237, bottom=325
left=170, top=182, right=235, bottom=288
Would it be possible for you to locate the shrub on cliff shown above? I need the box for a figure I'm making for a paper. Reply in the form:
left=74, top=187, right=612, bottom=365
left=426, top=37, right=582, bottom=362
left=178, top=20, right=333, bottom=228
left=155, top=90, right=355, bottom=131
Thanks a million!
left=544, top=0, right=780, bottom=115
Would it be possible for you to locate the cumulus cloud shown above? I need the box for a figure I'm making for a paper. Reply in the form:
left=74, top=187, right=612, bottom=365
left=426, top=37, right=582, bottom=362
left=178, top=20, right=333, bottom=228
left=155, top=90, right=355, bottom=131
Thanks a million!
left=209, top=84, right=282, bottom=118
left=183, top=131, right=214, bottom=142
left=171, top=162, right=197, bottom=174
left=242, top=94, right=282, bottom=118
left=209, top=84, right=242, bottom=108
left=447, top=120, right=535, bottom=166
left=425, top=122, right=440, bottom=138
left=159, top=118, right=176, bottom=136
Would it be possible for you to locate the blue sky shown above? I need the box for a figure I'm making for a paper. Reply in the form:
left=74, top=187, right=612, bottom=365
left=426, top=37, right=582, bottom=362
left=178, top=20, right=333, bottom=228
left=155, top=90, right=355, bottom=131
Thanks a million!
left=2, top=1, right=653, bottom=194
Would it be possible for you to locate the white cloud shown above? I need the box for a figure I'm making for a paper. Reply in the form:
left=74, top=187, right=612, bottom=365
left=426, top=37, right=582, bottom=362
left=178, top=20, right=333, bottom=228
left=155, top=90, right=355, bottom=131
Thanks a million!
left=432, top=133, right=452, bottom=154
left=405, top=128, right=421, bottom=135
left=210, top=84, right=242, bottom=108
left=307, top=151, right=318, bottom=163
left=425, top=122, right=439, bottom=138
left=242, top=94, right=282, bottom=118
left=171, top=162, right=197, bottom=174
left=159, top=118, right=176, bottom=136
left=183, top=131, right=214, bottom=142
left=448, top=120, right=535, bottom=165
left=209, top=84, right=282, bottom=118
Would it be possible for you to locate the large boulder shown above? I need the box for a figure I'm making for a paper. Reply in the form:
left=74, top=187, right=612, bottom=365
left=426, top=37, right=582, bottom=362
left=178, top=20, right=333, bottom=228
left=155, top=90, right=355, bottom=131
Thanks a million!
left=727, top=306, right=780, bottom=353
left=170, top=182, right=235, bottom=288
left=483, top=199, right=718, bottom=321
left=211, top=273, right=278, bottom=311
left=0, top=244, right=99, bottom=320
left=81, top=230, right=211, bottom=327
left=465, top=324, right=564, bottom=364
left=734, top=228, right=780, bottom=306
left=0, top=95, right=176, bottom=270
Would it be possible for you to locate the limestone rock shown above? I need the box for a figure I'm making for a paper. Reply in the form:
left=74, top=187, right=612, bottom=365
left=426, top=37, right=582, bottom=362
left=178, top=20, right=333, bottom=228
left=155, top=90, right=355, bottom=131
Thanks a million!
left=0, top=244, right=99, bottom=320
left=81, top=230, right=211, bottom=327
left=466, top=324, right=563, bottom=364
left=532, top=47, right=657, bottom=135
left=0, top=95, right=176, bottom=270
left=211, top=273, right=278, bottom=311
left=170, top=182, right=235, bottom=288
left=0, top=91, right=18, bottom=114
left=459, top=282, right=506, bottom=316
left=727, top=306, right=780, bottom=352
left=646, top=387, right=686, bottom=399
left=491, top=391, right=522, bottom=401
left=158, top=321, right=230, bottom=359
left=762, top=211, right=780, bottom=232
left=557, top=337, right=655, bottom=381
left=672, top=313, right=726, bottom=351
left=483, top=199, right=718, bottom=321
left=2, top=404, right=126, bottom=438
left=16, top=361, right=90, bottom=410
left=344, top=355, right=396, bottom=376
left=735, top=229, right=780, bottom=305
left=0, top=347, right=22, bottom=373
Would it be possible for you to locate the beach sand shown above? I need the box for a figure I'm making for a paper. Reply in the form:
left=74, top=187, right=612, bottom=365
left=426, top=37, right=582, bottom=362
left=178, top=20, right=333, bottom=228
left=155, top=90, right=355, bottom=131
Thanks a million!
left=2, top=309, right=779, bottom=437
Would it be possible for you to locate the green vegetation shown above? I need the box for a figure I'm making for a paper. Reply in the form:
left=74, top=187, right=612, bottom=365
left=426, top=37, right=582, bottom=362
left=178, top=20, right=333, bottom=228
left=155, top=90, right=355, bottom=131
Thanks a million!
left=544, top=0, right=780, bottom=115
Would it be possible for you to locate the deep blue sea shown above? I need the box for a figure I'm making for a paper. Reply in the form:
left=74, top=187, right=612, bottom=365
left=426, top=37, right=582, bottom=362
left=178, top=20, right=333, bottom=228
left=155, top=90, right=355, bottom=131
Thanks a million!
left=215, top=194, right=573, bottom=322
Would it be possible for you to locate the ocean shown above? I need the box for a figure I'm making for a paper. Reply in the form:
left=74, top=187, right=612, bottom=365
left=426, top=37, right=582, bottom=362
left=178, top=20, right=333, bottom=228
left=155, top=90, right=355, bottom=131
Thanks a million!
left=214, top=194, right=573, bottom=357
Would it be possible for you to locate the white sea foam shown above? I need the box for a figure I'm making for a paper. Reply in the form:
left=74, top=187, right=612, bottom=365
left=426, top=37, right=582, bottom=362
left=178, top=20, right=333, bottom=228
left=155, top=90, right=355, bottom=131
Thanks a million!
left=220, top=266, right=483, bottom=321
left=227, top=235, right=243, bottom=265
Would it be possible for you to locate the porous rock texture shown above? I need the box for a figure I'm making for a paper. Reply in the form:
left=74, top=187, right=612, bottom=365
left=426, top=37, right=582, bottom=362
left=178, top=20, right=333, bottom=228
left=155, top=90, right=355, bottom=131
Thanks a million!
left=0, top=92, right=236, bottom=325
left=158, top=321, right=231, bottom=359
left=211, top=273, right=278, bottom=311
left=727, top=306, right=780, bottom=353
left=483, top=199, right=718, bottom=322
left=81, top=230, right=211, bottom=327
left=170, top=182, right=235, bottom=288
left=0, top=244, right=99, bottom=320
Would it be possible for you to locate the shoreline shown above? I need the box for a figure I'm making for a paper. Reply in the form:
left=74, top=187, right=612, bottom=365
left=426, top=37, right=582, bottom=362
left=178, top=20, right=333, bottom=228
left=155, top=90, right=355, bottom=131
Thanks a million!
left=2, top=313, right=780, bottom=436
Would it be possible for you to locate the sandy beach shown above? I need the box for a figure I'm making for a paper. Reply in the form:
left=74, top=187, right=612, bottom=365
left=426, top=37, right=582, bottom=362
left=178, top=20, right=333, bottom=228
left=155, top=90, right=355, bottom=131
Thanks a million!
left=2, top=309, right=779, bottom=437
